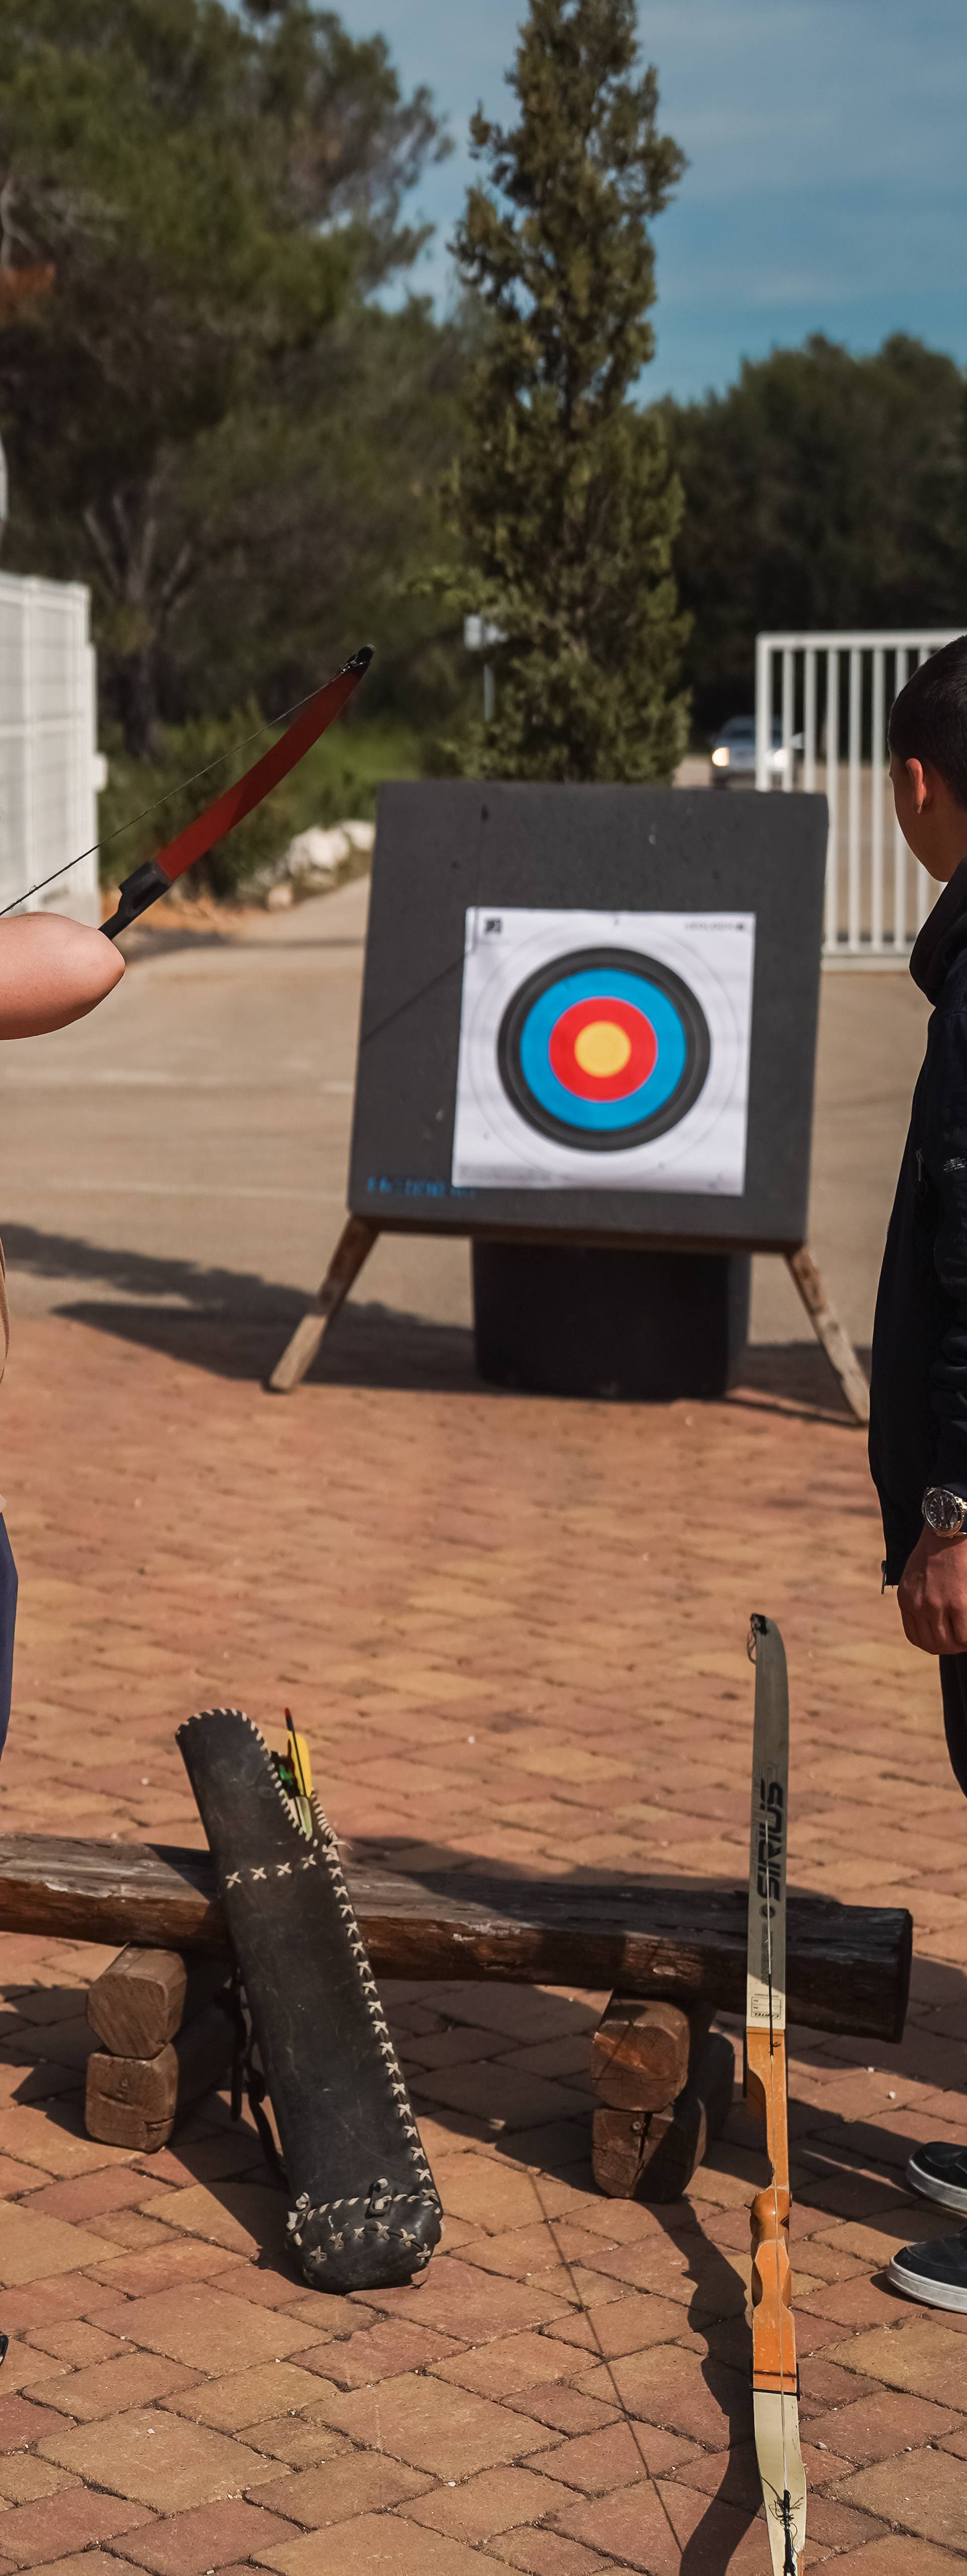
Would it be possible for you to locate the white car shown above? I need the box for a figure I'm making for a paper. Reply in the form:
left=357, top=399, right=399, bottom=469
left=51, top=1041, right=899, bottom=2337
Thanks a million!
left=709, top=715, right=799, bottom=786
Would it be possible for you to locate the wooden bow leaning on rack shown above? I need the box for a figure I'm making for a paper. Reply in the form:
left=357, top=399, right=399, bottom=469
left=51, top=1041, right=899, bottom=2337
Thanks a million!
left=746, top=1613, right=806, bottom=2575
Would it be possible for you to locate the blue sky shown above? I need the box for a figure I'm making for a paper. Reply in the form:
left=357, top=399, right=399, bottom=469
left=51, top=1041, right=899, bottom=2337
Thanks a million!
left=341, top=0, right=967, bottom=401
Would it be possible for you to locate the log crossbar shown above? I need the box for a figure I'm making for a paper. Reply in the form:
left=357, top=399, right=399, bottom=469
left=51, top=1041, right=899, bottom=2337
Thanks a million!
left=0, top=1836, right=911, bottom=2043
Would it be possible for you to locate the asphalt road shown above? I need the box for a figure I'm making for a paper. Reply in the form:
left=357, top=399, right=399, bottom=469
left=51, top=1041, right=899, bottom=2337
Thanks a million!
left=0, top=875, right=929, bottom=1376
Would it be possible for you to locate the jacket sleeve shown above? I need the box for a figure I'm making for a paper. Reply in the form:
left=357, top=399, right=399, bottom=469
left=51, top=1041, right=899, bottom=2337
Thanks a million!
left=927, top=994, right=967, bottom=1488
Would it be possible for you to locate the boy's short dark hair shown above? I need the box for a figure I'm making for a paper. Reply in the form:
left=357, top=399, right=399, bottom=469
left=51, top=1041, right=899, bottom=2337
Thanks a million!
left=888, top=635, right=967, bottom=808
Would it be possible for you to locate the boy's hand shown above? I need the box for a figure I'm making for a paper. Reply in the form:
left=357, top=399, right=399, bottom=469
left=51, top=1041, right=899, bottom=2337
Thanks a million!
left=899, top=1525, right=967, bottom=1654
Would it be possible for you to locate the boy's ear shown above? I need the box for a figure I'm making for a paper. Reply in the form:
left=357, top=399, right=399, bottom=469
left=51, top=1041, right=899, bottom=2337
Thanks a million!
left=905, top=757, right=928, bottom=812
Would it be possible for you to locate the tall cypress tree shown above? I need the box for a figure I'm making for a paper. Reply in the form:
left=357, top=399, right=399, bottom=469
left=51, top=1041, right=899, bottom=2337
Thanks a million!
left=447, top=0, right=689, bottom=782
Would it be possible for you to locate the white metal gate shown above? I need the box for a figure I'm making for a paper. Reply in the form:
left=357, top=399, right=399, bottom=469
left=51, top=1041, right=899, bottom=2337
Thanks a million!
left=755, top=628, right=964, bottom=963
left=0, top=573, right=102, bottom=927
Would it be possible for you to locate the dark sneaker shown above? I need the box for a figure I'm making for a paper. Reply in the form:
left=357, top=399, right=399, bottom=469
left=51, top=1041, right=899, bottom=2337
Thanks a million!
left=889, top=2228, right=967, bottom=2311
left=907, top=2142, right=967, bottom=2214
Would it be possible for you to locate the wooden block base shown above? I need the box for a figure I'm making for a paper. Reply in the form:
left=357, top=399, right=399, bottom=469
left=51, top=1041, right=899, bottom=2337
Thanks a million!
left=86, top=1996, right=234, bottom=2152
left=590, top=1992, right=713, bottom=2112
left=87, top=1944, right=231, bottom=2059
left=593, top=2029, right=735, bottom=2201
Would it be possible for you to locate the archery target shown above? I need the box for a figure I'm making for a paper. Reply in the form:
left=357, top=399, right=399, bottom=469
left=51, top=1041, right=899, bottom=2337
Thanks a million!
left=452, top=908, right=754, bottom=1195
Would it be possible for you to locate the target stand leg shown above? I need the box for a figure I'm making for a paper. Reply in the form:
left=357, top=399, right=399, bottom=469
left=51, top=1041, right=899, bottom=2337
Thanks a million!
left=785, top=1244, right=869, bottom=1426
left=268, top=1216, right=378, bottom=1394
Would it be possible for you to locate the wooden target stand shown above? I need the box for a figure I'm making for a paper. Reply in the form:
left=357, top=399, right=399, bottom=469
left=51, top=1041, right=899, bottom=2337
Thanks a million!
left=268, top=1214, right=869, bottom=1424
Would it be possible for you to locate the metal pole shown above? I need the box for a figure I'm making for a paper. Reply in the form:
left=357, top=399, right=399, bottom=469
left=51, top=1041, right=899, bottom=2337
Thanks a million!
left=848, top=645, right=862, bottom=953
left=803, top=649, right=816, bottom=795
left=825, top=650, right=840, bottom=954
left=483, top=664, right=495, bottom=725
left=781, top=648, right=794, bottom=791
left=754, top=635, right=771, bottom=791
left=870, top=645, right=885, bottom=952
left=892, top=645, right=908, bottom=948
left=915, top=647, right=932, bottom=929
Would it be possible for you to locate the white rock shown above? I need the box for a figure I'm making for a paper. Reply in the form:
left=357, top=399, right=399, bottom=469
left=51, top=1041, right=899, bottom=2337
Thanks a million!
left=265, top=879, right=294, bottom=909
left=284, top=819, right=376, bottom=884
left=338, top=818, right=375, bottom=855
left=285, top=826, right=349, bottom=879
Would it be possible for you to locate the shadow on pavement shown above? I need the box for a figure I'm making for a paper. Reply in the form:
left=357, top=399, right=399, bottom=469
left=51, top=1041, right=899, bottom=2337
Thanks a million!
left=733, top=1339, right=871, bottom=1426
left=2, top=1221, right=479, bottom=1391
left=5, top=1221, right=865, bottom=1417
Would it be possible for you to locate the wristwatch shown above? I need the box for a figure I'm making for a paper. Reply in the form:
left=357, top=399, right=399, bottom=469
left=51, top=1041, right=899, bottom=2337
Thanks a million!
left=923, top=1486, right=967, bottom=1536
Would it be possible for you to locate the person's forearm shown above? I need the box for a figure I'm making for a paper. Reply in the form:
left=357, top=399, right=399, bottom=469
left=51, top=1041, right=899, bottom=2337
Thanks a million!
left=0, top=914, right=124, bottom=1039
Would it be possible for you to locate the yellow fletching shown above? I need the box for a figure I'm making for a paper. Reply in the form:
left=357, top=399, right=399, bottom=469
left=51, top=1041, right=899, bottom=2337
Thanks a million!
left=287, top=1722, right=313, bottom=1800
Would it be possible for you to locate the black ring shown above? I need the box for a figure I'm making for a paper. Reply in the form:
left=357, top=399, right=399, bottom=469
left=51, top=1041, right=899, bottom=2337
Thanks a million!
left=497, top=946, right=711, bottom=1152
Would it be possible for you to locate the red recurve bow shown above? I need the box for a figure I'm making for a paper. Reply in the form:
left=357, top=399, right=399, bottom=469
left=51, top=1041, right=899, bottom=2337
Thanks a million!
left=0, top=645, right=373, bottom=934
left=100, top=647, right=373, bottom=939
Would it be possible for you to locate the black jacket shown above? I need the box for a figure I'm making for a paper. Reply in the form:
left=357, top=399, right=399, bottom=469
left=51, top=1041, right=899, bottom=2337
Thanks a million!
left=870, top=857, right=967, bottom=1581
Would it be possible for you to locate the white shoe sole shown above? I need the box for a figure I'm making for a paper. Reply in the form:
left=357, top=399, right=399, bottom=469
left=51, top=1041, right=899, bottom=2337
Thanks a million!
left=888, top=2254, right=967, bottom=2311
left=906, top=2154, right=967, bottom=2215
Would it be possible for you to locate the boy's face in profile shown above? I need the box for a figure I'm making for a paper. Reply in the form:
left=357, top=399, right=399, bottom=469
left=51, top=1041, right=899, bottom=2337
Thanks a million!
left=890, top=750, right=967, bottom=885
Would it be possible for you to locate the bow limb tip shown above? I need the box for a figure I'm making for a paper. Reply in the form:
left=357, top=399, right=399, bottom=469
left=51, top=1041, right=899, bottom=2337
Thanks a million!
left=753, top=2388, right=806, bottom=2573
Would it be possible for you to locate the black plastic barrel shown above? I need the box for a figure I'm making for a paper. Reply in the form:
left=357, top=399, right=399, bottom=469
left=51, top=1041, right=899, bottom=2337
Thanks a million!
left=472, top=1240, right=750, bottom=1401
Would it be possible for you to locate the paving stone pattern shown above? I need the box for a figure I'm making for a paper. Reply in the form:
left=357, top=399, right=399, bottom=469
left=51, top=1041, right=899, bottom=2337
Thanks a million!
left=0, top=1313, right=963, bottom=2567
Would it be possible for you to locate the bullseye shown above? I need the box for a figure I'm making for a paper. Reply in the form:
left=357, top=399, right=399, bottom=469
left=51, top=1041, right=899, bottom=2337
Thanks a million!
left=497, top=946, right=711, bottom=1152
left=574, top=1021, right=632, bottom=1078
left=548, top=996, right=658, bottom=1100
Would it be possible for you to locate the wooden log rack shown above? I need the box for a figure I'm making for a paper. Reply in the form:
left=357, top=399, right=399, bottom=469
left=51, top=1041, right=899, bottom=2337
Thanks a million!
left=0, top=1837, right=912, bottom=2198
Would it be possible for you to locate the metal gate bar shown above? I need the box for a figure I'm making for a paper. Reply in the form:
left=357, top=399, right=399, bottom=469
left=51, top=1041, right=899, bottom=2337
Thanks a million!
left=755, top=628, right=963, bottom=962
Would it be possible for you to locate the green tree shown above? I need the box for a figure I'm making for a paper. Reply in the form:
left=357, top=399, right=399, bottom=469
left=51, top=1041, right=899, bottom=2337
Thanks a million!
left=0, top=0, right=451, bottom=753
left=442, top=0, right=688, bottom=783
left=667, top=334, right=967, bottom=733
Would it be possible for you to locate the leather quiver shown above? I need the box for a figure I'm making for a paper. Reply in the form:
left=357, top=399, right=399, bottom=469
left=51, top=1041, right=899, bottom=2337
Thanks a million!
left=177, top=1707, right=441, bottom=2294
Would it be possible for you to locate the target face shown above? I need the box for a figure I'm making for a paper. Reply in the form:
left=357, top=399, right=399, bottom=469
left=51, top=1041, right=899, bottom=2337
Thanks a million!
left=452, top=908, right=754, bottom=1197
left=498, top=948, right=711, bottom=1151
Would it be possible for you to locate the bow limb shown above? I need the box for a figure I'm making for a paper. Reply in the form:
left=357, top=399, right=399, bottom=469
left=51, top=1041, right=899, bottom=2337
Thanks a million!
left=101, top=646, right=373, bottom=940
left=747, top=1616, right=806, bottom=2575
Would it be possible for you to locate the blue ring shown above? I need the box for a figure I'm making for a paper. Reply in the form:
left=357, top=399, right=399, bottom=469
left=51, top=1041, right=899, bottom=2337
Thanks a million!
left=518, top=969, right=687, bottom=1133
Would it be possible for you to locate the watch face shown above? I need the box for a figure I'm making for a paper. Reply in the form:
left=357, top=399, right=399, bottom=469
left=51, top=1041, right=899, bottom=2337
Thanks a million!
left=927, top=1489, right=967, bottom=1534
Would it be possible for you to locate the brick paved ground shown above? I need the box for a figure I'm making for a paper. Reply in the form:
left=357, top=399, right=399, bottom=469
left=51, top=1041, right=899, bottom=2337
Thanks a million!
left=0, top=1310, right=963, bottom=2569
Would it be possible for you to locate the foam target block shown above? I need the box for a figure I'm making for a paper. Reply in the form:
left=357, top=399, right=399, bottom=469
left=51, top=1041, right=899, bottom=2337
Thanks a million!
left=349, top=781, right=827, bottom=1250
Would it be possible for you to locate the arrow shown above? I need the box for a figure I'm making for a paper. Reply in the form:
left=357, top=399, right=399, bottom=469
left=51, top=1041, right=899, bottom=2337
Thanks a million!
left=746, top=1613, right=806, bottom=2575
left=98, top=647, right=373, bottom=938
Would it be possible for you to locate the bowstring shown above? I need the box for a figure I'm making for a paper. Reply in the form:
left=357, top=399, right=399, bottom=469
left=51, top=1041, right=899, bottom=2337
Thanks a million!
left=0, top=678, right=330, bottom=923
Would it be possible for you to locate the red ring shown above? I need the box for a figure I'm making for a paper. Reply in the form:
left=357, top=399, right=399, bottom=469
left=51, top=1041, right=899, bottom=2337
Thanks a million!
left=547, top=997, right=658, bottom=1100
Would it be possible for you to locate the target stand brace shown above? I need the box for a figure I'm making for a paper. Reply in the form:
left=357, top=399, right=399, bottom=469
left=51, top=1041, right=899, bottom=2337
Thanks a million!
left=266, top=1218, right=869, bottom=1424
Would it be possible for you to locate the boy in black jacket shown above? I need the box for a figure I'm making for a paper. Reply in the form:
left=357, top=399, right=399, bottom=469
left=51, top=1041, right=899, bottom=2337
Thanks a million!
left=868, top=635, right=967, bottom=2308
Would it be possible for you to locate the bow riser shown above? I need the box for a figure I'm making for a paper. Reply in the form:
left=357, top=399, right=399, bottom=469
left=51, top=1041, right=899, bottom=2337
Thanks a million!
left=746, top=2028, right=798, bottom=2392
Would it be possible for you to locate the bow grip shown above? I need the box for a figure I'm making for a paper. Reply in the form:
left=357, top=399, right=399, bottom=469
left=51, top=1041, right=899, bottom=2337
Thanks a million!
left=101, top=858, right=172, bottom=940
